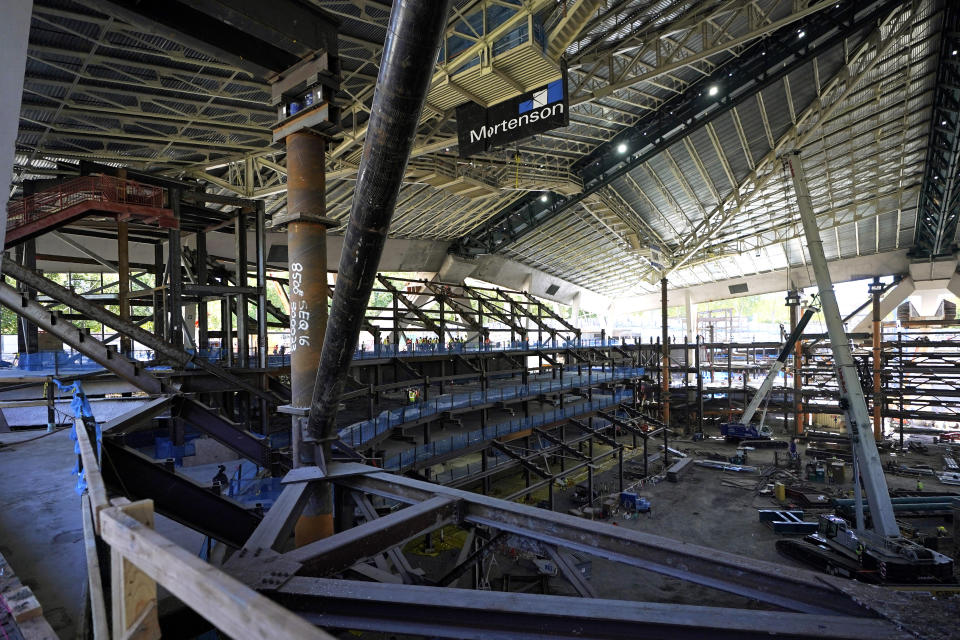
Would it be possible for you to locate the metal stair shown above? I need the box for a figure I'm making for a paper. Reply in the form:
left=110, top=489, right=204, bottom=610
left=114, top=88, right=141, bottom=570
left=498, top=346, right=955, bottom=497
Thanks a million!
left=5, top=175, right=177, bottom=248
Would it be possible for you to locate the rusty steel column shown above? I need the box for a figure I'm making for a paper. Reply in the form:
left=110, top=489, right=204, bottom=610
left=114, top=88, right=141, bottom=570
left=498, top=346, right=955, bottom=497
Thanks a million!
left=661, top=277, right=670, bottom=430
left=870, top=277, right=883, bottom=441
left=274, top=130, right=337, bottom=546
left=786, top=290, right=802, bottom=436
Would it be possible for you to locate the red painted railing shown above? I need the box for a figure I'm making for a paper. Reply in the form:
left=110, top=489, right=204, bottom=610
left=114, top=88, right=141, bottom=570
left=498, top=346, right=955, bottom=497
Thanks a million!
left=6, top=175, right=167, bottom=232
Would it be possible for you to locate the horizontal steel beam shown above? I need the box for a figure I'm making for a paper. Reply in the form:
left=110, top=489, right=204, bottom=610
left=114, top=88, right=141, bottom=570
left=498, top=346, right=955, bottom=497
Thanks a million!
left=275, top=577, right=906, bottom=640
left=283, top=496, right=461, bottom=575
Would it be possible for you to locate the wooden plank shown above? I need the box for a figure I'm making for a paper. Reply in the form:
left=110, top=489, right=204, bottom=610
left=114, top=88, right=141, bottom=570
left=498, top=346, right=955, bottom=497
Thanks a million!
left=99, top=505, right=334, bottom=640
left=243, top=481, right=312, bottom=552
left=73, top=420, right=109, bottom=530
left=109, top=500, right=160, bottom=640
left=4, top=588, right=42, bottom=622
left=81, top=493, right=110, bottom=640
left=0, top=550, right=57, bottom=640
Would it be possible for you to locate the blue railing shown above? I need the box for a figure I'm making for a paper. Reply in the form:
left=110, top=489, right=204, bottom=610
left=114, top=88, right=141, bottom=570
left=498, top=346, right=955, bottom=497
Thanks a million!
left=340, top=366, right=644, bottom=449
left=382, top=389, right=633, bottom=472
left=7, top=337, right=646, bottom=373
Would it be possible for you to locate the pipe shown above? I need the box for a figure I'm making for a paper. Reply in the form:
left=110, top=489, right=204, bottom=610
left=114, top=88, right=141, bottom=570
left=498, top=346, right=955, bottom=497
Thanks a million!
left=307, top=0, right=451, bottom=455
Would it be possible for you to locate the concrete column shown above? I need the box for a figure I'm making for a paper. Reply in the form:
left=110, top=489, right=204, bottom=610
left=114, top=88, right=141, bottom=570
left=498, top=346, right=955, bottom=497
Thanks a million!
left=274, top=130, right=336, bottom=546
left=914, top=289, right=945, bottom=317
left=947, top=269, right=960, bottom=300
left=570, top=291, right=581, bottom=327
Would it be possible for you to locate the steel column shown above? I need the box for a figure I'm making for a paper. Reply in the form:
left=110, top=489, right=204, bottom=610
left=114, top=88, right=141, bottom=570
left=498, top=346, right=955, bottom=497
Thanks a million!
left=306, top=0, right=451, bottom=451
left=871, top=278, right=883, bottom=441
left=197, top=231, right=209, bottom=351
left=117, top=220, right=131, bottom=355
left=235, top=211, right=249, bottom=368
left=168, top=192, right=183, bottom=348
left=660, top=277, right=669, bottom=464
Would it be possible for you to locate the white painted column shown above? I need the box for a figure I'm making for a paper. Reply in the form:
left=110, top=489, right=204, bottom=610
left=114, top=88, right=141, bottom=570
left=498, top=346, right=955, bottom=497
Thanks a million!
left=0, top=0, right=33, bottom=260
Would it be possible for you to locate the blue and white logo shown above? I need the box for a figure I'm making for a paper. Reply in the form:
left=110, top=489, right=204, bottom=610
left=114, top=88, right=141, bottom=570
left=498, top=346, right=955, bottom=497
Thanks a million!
left=458, top=74, right=568, bottom=154
left=518, top=78, right=564, bottom=114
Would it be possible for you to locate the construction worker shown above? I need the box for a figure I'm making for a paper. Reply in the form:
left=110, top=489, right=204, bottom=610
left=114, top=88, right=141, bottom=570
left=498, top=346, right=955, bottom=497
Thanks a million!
left=937, top=526, right=948, bottom=537
left=916, top=479, right=925, bottom=491
left=212, top=465, right=229, bottom=494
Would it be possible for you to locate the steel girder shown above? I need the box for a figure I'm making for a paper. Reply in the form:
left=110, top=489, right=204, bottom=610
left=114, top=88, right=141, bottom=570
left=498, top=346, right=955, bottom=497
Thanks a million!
left=100, top=438, right=261, bottom=548
left=911, top=3, right=960, bottom=258
left=220, top=461, right=916, bottom=640
left=335, top=467, right=867, bottom=617
left=449, top=0, right=900, bottom=259
left=274, top=577, right=906, bottom=640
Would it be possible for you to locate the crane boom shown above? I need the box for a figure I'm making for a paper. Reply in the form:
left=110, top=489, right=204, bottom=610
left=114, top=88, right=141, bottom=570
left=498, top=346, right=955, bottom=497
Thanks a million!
left=785, top=152, right=899, bottom=538
left=741, top=306, right=816, bottom=426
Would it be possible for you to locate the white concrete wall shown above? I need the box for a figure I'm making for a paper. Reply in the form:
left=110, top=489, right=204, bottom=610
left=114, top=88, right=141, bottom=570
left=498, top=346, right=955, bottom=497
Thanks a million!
left=615, top=250, right=912, bottom=312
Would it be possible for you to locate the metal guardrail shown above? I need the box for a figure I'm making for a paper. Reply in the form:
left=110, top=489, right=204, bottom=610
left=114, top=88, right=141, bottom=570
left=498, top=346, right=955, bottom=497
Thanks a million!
left=6, top=175, right=166, bottom=231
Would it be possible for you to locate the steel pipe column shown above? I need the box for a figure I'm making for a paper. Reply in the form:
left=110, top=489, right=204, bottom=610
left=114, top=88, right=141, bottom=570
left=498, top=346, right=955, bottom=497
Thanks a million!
left=276, top=131, right=337, bottom=545
left=306, top=0, right=451, bottom=450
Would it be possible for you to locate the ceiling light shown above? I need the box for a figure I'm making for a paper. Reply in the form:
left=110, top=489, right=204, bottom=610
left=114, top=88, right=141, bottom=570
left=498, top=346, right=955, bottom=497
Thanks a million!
left=540, top=193, right=549, bottom=203
left=798, top=29, right=806, bottom=38
left=708, top=85, right=718, bottom=96
left=617, top=142, right=628, bottom=154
